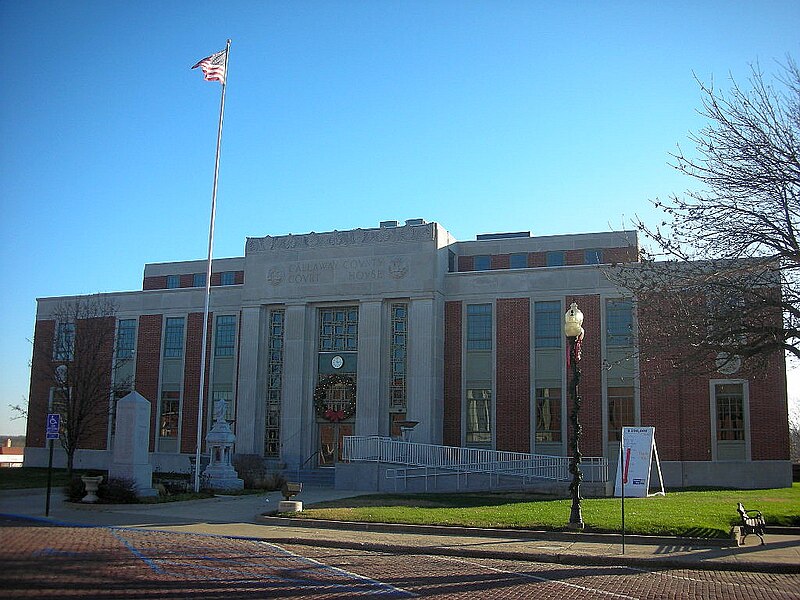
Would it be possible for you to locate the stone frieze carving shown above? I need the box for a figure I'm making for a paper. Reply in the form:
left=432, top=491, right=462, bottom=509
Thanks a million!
left=246, top=223, right=434, bottom=253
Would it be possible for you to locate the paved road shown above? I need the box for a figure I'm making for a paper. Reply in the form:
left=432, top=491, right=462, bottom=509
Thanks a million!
left=2, top=519, right=799, bottom=599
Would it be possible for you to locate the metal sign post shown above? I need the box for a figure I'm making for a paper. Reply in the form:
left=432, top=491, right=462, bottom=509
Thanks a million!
left=45, top=413, right=61, bottom=517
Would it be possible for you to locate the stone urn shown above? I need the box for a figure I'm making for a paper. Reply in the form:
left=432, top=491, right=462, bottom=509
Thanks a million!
left=80, top=475, right=104, bottom=503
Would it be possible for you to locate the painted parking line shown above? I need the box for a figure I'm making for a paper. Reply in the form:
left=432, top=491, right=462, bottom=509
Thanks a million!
left=111, top=529, right=416, bottom=597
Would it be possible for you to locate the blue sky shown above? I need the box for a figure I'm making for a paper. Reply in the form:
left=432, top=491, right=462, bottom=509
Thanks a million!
left=1, top=1, right=798, bottom=435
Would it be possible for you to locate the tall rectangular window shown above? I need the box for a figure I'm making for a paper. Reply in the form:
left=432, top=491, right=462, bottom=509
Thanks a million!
left=535, top=387, right=562, bottom=442
left=163, top=317, right=185, bottom=358
left=509, top=253, right=528, bottom=269
left=715, top=383, right=745, bottom=441
left=608, top=386, right=635, bottom=441
left=159, top=390, right=180, bottom=438
left=546, top=251, right=565, bottom=267
left=466, top=388, right=491, bottom=444
left=473, top=255, right=491, bottom=271
left=214, top=315, right=237, bottom=357
left=606, top=299, right=633, bottom=347
left=319, top=307, right=358, bottom=351
left=466, top=304, right=492, bottom=350
left=166, top=275, right=180, bottom=289
left=534, top=301, right=561, bottom=348
left=265, top=309, right=285, bottom=457
left=193, top=273, right=206, bottom=287
left=115, top=319, right=137, bottom=360
left=53, top=322, right=75, bottom=361
left=389, top=303, right=408, bottom=412
left=220, top=271, right=235, bottom=286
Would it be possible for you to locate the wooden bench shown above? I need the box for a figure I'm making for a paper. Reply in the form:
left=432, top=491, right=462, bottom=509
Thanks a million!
left=737, top=502, right=766, bottom=545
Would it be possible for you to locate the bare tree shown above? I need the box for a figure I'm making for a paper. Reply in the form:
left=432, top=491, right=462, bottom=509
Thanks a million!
left=611, top=58, right=799, bottom=373
left=32, top=295, right=128, bottom=475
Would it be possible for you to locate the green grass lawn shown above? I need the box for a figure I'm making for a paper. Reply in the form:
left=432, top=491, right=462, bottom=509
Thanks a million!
left=0, top=467, right=80, bottom=490
left=292, top=484, right=800, bottom=538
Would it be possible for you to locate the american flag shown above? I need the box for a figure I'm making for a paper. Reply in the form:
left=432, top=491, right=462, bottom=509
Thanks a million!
left=192, top=49, right=227, bottom=84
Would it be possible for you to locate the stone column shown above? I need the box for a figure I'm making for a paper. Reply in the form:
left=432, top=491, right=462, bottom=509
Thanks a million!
left=234, top=306, right=262, bottom=454
left=356, top=300, right=383, bottom=437
left=281, top=303, right=310, bottom=468
left=407, top=296, right=443, bottom=444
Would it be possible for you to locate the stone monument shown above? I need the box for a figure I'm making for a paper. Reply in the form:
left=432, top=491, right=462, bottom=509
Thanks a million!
left=203, top=399, right=244, bottom=491
left=109, top=391, right=157, bottom=497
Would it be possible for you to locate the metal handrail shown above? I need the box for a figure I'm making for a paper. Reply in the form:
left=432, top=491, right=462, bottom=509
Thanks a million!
left=341, top=435, right=608, bottom=483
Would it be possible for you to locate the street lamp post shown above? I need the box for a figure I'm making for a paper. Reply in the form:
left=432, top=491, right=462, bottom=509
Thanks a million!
left=564, top=302, right=585, bottom=529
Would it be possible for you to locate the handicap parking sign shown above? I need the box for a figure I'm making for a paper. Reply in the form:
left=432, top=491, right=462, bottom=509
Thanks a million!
left=46, top=413, right=61, bottom=440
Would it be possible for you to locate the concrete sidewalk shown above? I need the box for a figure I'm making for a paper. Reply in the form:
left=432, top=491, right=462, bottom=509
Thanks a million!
left=2, top=486, right=798, bottom=573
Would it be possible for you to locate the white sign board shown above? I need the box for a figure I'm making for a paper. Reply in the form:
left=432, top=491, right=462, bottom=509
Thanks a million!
left=614, top=426, right=663, bottom=498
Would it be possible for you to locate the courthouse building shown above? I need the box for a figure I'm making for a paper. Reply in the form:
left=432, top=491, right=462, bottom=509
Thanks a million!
left=25, top=219, right=792, bottom=489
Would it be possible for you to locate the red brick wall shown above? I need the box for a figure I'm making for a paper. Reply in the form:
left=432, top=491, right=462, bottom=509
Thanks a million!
left=496, top=298, right=530, bottom=452
left=565, top=250, right=584, bottom=266
left=135, top=315, right=163, bottom=451
left=181, top=312, right=213, bottom=453
left=566, top=295, right=602, bottom=456
left=234, top=270, right=245, bottom=285
left=491, top=254, right=510, bottom=270
left=143, top=276, right=167, bottom=290
left=210, top=272, right=221, bottom=286
left=745, top=354, right=789, bottom=460
left=26, top=320, right=56, bottom=448
left=604, top=246, right=639, bottom=264
left=78, top=316, right=115, bottom=450
left=179, top=274, right=194, bottom=288
left=529, top=252, right=547, bottom=267
left=458, top=256, right=474, bottom=272
left=443, top=302, right=462, bottom=446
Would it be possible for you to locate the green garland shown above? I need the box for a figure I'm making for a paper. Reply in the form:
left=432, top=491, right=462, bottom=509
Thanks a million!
left=313, top=373, right=356, bottom=421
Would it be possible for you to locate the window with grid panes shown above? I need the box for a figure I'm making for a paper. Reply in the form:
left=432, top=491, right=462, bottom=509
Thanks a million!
left=606, top=299, right=633, bottom=347
left=193, top=273, right=206, bottom=287
left=264, top=309, right=284, bottom=457
left=546, top=251, right=565, bottom=267
left=466, top=388, right=492, bottom=444
left=389, top=303, right=408, bottom=412
left=607, top=386, right=635, bottom=441
left=534, top=301, right=561, bottom=348
left=466, top=304, right=492, bottom=350
left=166, top=275, right=179, bottom=289
left=535, top=387, right=562, bottom=442
left=115, top=319, right=136, bottom=360
left=163, top=317, right=185, bottom=358
left=319, top=307, right=358, bottom=352
left=214, top=315, right=236, bottom=357
left=159, top=390, right=180, bottom=438
left=220, top=271, right=235, bottom=286
left=715, top=383, right=745, bottom=441
left=509, top=253, right=528, bottom=269
left=53, top=322, right=75, bottom=361
left=473, top=255, right=491, bottom=271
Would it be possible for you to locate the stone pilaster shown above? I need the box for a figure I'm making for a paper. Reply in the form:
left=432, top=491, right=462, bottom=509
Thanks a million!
left=233, top=306, right=261, bottom=454
left=407, top=296, right=442, bottom=444
left=355, top=300, right=383, bottom=437
left=281, top=304, right=310, bottom=468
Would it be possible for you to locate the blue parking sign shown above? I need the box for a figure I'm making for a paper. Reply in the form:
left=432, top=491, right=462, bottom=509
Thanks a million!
left=46, top=413, right=61, bottom=440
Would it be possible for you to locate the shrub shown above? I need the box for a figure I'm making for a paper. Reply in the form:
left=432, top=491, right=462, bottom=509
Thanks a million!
left=231, top=454, right=286, bottom=490
left=64, top=476, right=85, bottom=502
left=98, top=477, right=138, bottom=504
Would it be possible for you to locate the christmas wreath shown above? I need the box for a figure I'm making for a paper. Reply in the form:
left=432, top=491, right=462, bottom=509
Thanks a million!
left=313, top=373, right=356, bottom=422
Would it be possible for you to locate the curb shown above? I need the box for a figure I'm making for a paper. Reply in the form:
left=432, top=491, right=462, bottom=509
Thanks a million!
left=243, top=532, right=800, bottom=575
left=256, top=514, right=736, bottom=548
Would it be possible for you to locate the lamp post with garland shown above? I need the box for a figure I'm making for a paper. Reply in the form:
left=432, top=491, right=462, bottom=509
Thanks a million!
left=564, top=301, right=585, bottom=530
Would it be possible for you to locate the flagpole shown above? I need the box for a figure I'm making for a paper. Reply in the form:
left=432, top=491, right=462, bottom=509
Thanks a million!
left=194, top=39, right=231, bottom=493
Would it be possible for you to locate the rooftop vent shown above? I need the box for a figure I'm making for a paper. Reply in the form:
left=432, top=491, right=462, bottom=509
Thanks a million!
left=380, top=220, right=399, bottom=228
left=476, top=231, right=531, bottom=241
left=405, top=218, right=426, bottom=226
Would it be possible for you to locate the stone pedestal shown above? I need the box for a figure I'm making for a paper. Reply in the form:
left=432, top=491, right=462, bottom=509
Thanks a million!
left=109, top=392, right=157, bottom=497
left=203, top=400, right=244, bottom=491
left=278, top=500, right=303, bottom=513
